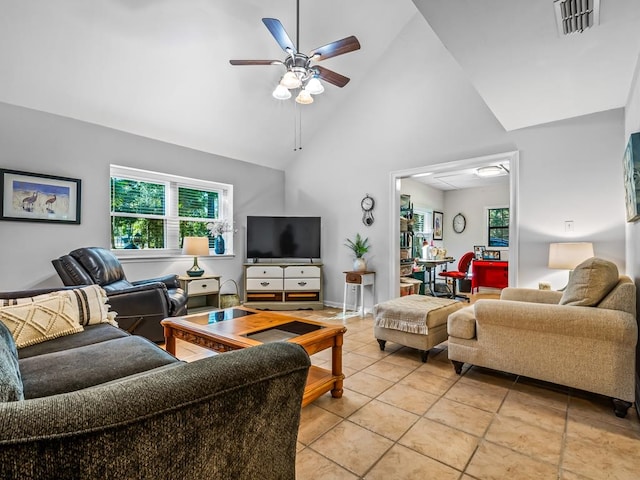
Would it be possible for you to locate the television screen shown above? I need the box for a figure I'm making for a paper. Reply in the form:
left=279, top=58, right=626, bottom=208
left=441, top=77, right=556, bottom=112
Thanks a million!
left=247, top=216, right=321, bottom=260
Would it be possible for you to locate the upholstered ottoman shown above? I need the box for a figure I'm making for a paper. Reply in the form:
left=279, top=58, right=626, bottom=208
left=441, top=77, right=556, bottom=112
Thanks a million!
left=374, top=294, right=465, bottom=362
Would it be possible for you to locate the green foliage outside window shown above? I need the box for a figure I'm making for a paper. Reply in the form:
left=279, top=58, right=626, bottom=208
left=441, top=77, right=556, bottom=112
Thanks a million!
left=488, top=207, right=509, bottom=247
left=178, top=187, right=219, bottom=248
left=111, top=178, right=165, bottom=215
left=110, top=177, right=221, bottom=249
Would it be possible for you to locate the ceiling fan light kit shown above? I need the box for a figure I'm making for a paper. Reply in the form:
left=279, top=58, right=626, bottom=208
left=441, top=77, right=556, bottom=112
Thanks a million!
left=305, top=76, right=324, bottom=95
left=280, top=70, right=302, bottom=89
left=230, top=3, right=361, bottom=106
left=295, top=89, right=314, bottom=105
left=272, top=84, right=292, bottom=100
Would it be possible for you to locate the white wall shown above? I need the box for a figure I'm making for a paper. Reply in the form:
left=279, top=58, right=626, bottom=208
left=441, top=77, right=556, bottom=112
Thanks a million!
left=510, top=110, right=626, bottom=289
left=286, top=13, right=627, bottom=306
left=442, top=183, right=510, bottom=262
left=0, top=102, right=285, bottom=291
left=625, top=53, right=640, bottom=287
left=400, top=178, right=443, bottom=214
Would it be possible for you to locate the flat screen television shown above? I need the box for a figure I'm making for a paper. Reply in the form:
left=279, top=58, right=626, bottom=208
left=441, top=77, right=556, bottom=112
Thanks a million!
left=246, top=216, right=321, bottom=260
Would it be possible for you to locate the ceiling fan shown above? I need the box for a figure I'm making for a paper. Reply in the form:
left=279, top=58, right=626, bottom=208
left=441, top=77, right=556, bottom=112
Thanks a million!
left=229, top=1, right=361, bottom=104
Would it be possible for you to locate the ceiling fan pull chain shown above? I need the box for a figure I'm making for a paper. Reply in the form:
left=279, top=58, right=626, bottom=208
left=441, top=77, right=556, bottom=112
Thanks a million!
left=293, top=100, right=298, bottom=151
left=299, top=106, right=303, bottom=150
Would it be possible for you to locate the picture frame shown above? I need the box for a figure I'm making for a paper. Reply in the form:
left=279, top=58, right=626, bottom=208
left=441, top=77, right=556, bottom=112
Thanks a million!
left=473, top=245, right=486, bottom=260
left=0, top=169, right=81, bottom=224
left=432, top=211, right=443, bottom=240
left=623, top=132, right=640, bottom=222
left=400, top=194, right=411, bottom=211
left=482, top=250, right=501, bottom=260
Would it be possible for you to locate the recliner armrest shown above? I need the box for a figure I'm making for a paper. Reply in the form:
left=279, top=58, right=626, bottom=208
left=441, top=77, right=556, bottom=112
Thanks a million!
left=104, top=282, right=171, bottom=317
left=132, top=274, right=180, bottom=289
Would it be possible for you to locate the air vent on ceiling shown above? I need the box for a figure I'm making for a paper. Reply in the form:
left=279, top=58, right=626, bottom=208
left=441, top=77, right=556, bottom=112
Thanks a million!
left=554, top=0, right=600, bottom=35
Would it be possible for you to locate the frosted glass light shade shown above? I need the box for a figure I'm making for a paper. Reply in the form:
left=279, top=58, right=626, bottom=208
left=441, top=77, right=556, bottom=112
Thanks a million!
left=476, top=165, right=504, bottom=177
left=272, top=84, right=291, bottom=100
left=280, top=71, right=301, bottom=89
left=548, top=242, right=594, bottom=269
left=306, top=77, right=324, bottom=95
left=295, top=89, right=314, bottom=104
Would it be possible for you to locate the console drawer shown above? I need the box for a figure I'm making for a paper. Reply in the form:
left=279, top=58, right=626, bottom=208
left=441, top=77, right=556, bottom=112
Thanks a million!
left=284, top=266, right=321, bottom=278
left=284, top=278, right=321, bottom=291
left=246, top=266, right=283, bottom=278
left=246, top=278, right=284, bottom=291
left=188, top=278, right=219, bottom=295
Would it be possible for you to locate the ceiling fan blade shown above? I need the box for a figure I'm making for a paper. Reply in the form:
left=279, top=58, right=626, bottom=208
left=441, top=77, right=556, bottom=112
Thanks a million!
left=229, top=60, right=283, bottom=66
left=315, top=66, right=350, bottom=88
left=309, top=36, right=360, bottom=61
left=262, top=18, right=297, bottom=54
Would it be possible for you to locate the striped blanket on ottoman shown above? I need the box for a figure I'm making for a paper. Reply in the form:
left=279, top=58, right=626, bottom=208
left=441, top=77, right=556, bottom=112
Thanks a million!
left=373, top=295, right=465, bottom=361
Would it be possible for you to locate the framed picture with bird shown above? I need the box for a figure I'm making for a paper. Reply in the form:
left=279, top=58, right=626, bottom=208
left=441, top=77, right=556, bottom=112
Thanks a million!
left=0, top=169, right=81, bottom=224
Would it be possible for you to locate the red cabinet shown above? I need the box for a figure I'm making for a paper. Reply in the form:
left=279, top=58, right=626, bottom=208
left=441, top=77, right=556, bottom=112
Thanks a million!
left=471, top=260, right=508, bottom=293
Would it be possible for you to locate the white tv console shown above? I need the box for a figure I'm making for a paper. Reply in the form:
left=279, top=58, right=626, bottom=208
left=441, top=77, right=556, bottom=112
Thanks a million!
left=243, top=262, right=324, bottom=310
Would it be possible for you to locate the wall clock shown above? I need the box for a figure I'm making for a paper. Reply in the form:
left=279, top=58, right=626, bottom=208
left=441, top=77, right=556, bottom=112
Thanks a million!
left=453, top=213, right=466, bottom=233
left=361, top=194, right=375, bottom=226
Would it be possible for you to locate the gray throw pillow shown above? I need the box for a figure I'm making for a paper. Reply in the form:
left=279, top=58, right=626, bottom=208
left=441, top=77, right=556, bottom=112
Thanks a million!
left=0, top=320, right=24, bottom=401
left=559, top=257, right=619, bottom=307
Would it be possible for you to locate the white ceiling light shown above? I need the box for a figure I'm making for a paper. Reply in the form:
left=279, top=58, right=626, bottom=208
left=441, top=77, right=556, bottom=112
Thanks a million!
left=554, top=0, right=600, bottom=36
left=306, top=76, right=324, bottom=95
left=274, top=64, right=324, bottom=103
left=476, top=165, right=506, bottom=177
left=272, top=84, right=292, bottom=100
left=280, top=71, right=302, bottom=89
left=295, top=88, right=314, bottom=105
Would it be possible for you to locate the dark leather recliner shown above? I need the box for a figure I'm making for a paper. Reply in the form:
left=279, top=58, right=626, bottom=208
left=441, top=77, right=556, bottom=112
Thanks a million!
left=52, top=247, right=188, bottom=342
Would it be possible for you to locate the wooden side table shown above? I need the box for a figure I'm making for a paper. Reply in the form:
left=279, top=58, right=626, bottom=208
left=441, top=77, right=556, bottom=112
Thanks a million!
left=178, top=274, right=221, bottom=313
left=343, top=271, right=375, bottom=317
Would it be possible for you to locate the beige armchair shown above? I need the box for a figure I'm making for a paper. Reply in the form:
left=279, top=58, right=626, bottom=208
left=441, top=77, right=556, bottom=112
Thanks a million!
left=447, top=258, right=637, bottom=417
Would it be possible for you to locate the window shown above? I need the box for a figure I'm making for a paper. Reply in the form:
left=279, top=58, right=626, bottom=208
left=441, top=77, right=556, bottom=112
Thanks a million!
left=487, top=207, right=509, bottom=247
left=411, top=210, right=428, bottom=258
left=110, top=165, right=233, bottom=254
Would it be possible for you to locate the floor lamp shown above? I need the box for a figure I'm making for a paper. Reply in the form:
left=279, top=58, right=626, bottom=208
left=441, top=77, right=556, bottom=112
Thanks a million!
left=548, top=242, right=594, bottom=289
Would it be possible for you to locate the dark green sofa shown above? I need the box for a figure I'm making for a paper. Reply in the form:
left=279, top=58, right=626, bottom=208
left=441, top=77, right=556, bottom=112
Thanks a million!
left=0, top=289, right=310, bottom=480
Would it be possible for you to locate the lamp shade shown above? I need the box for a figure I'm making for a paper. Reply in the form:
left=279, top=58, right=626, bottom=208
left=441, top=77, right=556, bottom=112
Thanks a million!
left=548, top=242, right=594, bottom=269
left=272, top=84, right=291, bottom=100
left=306, top=76, right=324, bottom=95
left=295, top=89, right=314, bottom=104
left=280, top=71, right=301, bottom=89
left=182, top=236, right=210, bottom=256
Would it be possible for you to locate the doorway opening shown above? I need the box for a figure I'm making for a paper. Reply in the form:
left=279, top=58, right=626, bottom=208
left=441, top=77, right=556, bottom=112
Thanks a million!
left=388, top=151, right=519, bottom=300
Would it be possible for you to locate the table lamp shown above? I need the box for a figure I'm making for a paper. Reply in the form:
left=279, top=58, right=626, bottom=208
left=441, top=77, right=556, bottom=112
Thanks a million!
left=182, top=236, right=209, bottom=277
left=548, top=242, right=594, bottom=287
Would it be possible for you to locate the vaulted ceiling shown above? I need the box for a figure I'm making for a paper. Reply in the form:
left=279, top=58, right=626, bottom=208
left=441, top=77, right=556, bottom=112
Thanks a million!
left=1, top=0, right=639, bottom=171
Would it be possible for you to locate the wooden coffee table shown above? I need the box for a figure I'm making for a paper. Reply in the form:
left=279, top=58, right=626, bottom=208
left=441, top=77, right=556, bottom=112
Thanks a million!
left=161, top=307, right=346, bottom=407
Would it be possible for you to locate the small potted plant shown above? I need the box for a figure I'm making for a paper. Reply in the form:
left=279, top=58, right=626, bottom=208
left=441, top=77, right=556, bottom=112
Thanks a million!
left=206, top=220, right=232, bottom=254
left=344, top=233, right=370, bottom=271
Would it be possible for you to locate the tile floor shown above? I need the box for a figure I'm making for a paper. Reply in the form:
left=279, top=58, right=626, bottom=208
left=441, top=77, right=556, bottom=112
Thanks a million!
left=171, top=306, right=640, bottom=480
